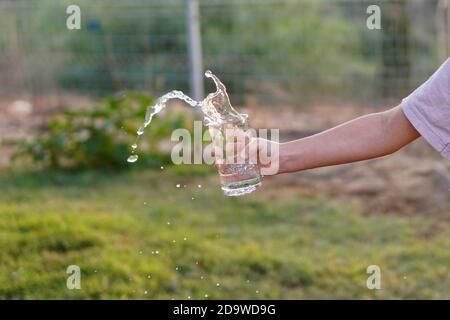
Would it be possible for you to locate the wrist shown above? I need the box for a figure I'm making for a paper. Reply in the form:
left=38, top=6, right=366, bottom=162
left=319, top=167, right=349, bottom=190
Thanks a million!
left=278, top=142, right=295, bottom=174
left=278, top=140, right=309, bottom=174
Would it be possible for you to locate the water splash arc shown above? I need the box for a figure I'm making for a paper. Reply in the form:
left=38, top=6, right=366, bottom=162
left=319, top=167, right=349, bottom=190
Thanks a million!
left=127, top=70, right=245, bottom=163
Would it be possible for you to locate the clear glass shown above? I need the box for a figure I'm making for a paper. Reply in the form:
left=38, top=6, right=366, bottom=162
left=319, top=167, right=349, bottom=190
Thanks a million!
left=210, top=119, right=262, bottom=196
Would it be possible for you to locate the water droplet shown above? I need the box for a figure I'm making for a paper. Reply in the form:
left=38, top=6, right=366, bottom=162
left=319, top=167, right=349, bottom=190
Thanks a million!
left=176, top=184, right=180, bottom=188
left=187, top=296, right=191, bottom=299
left=191, top=197, right=195, bottom=200
left=155, top=250, right=159, bottom=254
left=172, top=240, right=176, bottom=243
left=175, top=266, right=179, bottom=271
left=131, top=143, right=137, bottom=150
left=147, top=275, right=151, bottom=279
left=200, top=276, right=204, bottom=280
left=204, top=294, right=208, bottom=298
left=139, top=250, right=143, bottom=254
left=167, top=222, right=171, bottom=225
left=137, top=127, right=144, bottom=135
left=216, top=283, right=220, bottom=287
left=160, top=166, right=164, bottom=170
left=127, top=155, right=138, bottom=163
left=144, top=202, right=147, bottom=205
left=144, top=290, right=148, bottom=295
left=183, top=237, right=187, bottom=241
left=198, top=184, right=202, bottom=188
left=195, top=261, right=199, bottom=265
left=255, top=290, right=259, bottom=294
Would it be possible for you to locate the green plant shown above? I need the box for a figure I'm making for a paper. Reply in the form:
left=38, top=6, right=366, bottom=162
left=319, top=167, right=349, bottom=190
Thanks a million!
left=12, top=92, right=192, bottom=169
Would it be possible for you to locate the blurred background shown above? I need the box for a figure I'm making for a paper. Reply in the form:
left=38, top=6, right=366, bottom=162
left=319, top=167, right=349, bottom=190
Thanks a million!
left=0, top=0, right=449, bottom=299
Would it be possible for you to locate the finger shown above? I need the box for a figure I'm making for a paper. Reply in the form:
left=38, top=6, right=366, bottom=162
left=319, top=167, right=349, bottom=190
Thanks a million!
left=223, top=130, right=245, bottom=156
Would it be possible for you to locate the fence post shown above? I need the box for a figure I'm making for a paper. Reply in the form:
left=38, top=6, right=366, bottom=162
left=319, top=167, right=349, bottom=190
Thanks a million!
left=186, top=0, right=204, bottom=102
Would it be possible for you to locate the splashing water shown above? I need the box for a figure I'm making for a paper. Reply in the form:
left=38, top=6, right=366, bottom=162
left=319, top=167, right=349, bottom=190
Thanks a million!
left=127, top=70, right=244, bottom=163
left=128, top=70, right=262, bottom=197
left=127, top=90, right=199, bottom=163
left=127, top=155, right=138, bottom=163
left=202, top=70, right=246, bottom=127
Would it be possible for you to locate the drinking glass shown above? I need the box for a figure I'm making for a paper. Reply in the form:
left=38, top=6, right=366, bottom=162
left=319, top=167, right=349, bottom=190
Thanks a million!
left=209, top=117, right=262, bottom=196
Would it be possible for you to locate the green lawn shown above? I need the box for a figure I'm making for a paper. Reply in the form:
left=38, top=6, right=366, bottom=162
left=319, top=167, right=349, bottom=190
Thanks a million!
left=0, top=166, right=448, bottom=299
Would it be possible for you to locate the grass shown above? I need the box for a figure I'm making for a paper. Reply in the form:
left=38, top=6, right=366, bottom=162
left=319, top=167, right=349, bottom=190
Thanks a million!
left=0, top=165, right=448, bottom=299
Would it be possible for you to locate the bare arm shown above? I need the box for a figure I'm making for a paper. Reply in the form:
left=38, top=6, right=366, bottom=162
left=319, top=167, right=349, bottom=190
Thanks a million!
left=278, top=105, right=420, bottom=174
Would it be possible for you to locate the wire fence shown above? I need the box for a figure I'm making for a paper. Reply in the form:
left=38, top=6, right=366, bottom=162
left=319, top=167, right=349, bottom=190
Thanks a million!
left=0, top=0, right=449, bottom=109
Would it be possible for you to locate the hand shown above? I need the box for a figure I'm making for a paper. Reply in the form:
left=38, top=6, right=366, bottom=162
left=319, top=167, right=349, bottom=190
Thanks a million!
left=237, top=136, right=281, bottom=176
left=211, top=128, right=281, bottom=176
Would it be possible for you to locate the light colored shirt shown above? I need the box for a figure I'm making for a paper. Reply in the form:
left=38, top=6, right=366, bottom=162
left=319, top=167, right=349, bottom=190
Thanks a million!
left=401, top=57, right=450, bottom=161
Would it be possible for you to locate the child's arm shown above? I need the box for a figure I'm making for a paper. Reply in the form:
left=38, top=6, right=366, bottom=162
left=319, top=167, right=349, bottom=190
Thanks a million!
left=256, top=106, right=420, bottom=175
left=238, top=58, right=450, bottom=176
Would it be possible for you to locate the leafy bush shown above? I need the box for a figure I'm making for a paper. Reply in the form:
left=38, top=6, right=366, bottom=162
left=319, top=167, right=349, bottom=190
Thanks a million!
left=13, top=92, right=192, bottom=170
